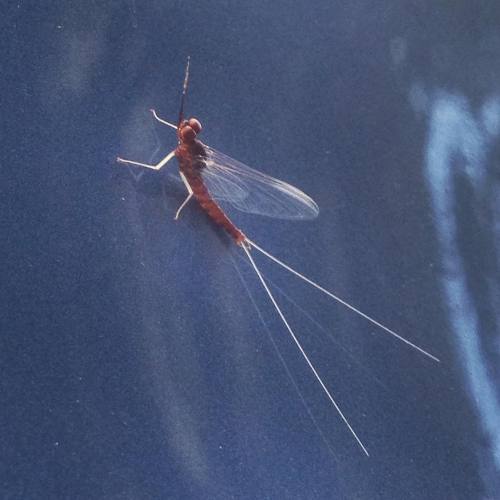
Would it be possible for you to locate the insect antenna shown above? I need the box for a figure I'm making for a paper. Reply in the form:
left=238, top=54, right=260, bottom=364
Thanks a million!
left=178, top=56, right=191, bottom=127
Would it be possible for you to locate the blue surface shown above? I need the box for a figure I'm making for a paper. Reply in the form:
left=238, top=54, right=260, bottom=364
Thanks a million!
left=3, top=2, right=500, bottom=498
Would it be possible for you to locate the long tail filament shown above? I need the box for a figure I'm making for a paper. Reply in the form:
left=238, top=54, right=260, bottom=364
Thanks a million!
left=241, top=243, right=370, bottom=456
left=246, top=238, right=440, bottom=363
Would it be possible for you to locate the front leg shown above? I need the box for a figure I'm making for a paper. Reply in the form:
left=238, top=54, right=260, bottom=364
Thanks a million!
left=150, top=109, right=177, bottom=130
left=116, top=150, right=176, bottom=171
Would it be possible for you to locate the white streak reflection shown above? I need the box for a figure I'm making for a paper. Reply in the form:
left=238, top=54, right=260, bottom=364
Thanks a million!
left=422, top=90, right=500, bottom=468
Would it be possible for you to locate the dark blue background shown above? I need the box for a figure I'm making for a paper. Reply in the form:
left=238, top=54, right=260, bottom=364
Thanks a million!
left=2, top=2, right=500, bottom=499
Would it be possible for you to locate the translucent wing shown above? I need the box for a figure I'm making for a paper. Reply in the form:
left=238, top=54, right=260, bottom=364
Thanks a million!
left=197, top=145, right=319, bottom=220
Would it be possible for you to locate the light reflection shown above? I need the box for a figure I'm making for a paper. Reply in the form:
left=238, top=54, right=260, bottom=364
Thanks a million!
left=423, top=90, right=500, bottom=468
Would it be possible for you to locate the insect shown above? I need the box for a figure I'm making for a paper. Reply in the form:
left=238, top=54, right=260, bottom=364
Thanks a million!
left=117, top=57, right=439, bottom=456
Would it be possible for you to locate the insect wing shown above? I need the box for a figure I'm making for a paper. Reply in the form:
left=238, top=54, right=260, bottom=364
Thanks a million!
left=199, top=145, right=319, bottom=220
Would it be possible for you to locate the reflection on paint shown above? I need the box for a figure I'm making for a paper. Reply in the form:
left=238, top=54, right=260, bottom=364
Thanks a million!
left=422, top=90, right=500, bottom=468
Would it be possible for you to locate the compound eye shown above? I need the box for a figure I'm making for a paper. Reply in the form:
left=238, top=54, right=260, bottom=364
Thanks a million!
left=180, top=125, right=195, bottom=142
left=188, top=118, right=202, bottom=134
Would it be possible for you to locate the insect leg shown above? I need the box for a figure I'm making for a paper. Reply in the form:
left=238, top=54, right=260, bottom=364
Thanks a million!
left=174, top=172, right=194, bottom=220
left=116, top=150, right=176, bottom=171
left=174, top=193, right=193, bottom=220
left=150, top=109, right=177, bottom=130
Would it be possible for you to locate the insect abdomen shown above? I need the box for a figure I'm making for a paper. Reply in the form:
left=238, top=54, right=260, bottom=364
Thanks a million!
left=187, top=174, right=245, bottom=245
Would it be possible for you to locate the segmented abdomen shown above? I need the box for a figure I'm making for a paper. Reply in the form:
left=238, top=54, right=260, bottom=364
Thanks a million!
left=181, top=165, right=245, bottom=245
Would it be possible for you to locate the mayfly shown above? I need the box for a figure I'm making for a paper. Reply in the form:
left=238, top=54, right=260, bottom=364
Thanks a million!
left=117, top=57, right=440, bottom=456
